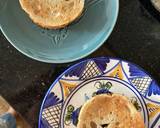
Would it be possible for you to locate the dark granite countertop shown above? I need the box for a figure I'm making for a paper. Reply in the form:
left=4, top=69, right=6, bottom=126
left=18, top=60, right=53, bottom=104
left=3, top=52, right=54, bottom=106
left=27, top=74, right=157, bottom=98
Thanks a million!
left=0, top=0, right=160, bottom=127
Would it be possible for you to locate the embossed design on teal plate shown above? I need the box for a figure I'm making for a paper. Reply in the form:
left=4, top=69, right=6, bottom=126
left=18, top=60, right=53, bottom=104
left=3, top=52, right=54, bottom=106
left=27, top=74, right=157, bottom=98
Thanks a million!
left=40, top=28, right=69, bottom=47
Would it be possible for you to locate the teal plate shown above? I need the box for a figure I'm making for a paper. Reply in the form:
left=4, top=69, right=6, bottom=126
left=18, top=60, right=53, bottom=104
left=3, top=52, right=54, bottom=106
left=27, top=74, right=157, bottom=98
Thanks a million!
left=0, top=0, right=119, bottom=63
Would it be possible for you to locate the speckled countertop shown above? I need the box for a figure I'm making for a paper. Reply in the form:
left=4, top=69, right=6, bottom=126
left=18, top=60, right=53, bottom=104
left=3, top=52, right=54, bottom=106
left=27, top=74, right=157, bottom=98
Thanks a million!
left=0, top=0, right=160, bottom=127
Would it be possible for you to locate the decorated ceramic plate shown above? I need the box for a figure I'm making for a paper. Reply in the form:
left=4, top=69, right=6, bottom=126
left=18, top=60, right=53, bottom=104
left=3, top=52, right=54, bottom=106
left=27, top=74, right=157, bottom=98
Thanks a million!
left=39, top=57, right=160, bottom=128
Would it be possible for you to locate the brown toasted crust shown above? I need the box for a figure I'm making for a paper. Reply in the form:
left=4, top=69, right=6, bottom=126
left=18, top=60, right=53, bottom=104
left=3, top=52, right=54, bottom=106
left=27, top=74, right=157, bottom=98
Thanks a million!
left=77, top=94, right=145, bottom=128
left=19, top=0, right=84, bottom=29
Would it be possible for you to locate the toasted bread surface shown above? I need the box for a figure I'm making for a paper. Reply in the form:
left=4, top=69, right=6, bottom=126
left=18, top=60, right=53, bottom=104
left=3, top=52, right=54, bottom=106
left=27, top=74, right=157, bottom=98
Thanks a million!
left=77, top=94, right=145, bottom=128
left=19, top=0, right=84, bottom=29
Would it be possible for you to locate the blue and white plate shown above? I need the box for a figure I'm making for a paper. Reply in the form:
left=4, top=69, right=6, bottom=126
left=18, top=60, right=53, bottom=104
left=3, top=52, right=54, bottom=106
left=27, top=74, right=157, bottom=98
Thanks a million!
left=39, top=57, right=160, bottom=128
